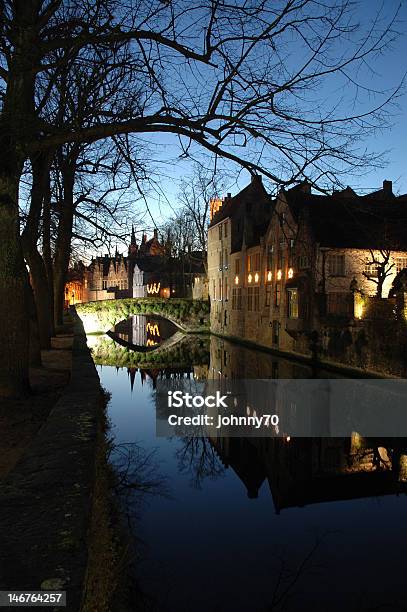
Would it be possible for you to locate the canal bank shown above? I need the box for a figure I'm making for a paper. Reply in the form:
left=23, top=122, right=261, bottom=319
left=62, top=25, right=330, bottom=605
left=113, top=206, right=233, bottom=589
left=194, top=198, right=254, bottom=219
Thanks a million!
left=0, top=314, right=121, bottom=612
left=210, top=331, right=401, bottom=379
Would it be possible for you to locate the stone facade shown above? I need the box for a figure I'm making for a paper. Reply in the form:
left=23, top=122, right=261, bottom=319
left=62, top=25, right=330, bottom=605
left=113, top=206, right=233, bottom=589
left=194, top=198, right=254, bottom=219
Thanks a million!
left=208, top=178, right=407, bottom=367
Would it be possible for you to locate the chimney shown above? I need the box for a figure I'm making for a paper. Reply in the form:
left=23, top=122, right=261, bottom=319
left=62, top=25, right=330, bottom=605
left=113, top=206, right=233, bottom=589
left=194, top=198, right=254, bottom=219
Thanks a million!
left=153, top=228, right=158, bottom=239
left=251, top=174, right=262, bottom=184
left=142, top=233, right=147, bottom=243
left=227, top=192, right=232, bottom=199
left=383, top=180, right=393, bottom=195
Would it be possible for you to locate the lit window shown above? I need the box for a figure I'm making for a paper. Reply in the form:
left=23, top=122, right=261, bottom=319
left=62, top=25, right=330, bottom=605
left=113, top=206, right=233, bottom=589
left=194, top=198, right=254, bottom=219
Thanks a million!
left=396, top=257, right=407, bottom=273
left=287, top=288, right=298, bottom=319
left=363, top=262, right=379, bottom=278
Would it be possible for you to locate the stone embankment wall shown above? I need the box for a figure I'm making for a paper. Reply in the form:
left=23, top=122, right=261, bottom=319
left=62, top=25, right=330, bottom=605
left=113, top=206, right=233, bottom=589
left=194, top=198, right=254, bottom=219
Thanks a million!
left=0, top=317, right=104, bottom=612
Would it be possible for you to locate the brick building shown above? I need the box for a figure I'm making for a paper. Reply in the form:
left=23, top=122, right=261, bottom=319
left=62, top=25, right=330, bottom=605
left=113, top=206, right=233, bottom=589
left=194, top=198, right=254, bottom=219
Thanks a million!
left=208, top=178, right=407, bottom=357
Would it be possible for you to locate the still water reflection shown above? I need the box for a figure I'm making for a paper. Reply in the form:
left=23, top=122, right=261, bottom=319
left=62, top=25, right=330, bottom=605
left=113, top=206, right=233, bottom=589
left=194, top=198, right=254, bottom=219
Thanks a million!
left=109, top=314, right=178, bottom=349
left=92, top=316, right=407, bottom=612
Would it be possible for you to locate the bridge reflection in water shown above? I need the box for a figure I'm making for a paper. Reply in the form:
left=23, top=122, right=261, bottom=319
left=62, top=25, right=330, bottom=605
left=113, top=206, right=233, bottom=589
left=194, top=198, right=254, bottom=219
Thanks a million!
left=109, top=314, right=177, bottom=349
left=92, top=319, right=407, bottom=612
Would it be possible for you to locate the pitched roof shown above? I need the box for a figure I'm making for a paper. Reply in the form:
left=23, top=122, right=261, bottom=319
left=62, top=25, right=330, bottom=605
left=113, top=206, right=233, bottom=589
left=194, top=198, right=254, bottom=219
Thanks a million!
left=210, top=176, right=274, bottom=253
left=284, top=189, right=407, bottom=250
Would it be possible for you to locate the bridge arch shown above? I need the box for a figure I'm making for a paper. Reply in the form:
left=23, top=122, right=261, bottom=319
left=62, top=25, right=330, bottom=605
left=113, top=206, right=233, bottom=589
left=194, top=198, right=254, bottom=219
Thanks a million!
left=76, top=297, right=210, bottom=334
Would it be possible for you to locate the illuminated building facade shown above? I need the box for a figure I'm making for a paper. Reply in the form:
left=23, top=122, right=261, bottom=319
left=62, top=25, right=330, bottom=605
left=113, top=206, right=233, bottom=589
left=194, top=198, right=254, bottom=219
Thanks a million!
left=66, top=228, right=206, bottom=304
left=208, top=178, right=407, bottom=357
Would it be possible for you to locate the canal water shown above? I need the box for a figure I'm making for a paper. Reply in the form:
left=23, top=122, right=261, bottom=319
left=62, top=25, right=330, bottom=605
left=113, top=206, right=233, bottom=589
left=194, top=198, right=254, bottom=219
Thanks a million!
left=91, top=315, right=407, bottom=612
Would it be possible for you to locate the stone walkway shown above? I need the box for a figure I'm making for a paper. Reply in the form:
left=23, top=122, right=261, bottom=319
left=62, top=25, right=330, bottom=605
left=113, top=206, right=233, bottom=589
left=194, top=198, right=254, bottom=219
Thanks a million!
left=0, top=319, right=103, bottom=611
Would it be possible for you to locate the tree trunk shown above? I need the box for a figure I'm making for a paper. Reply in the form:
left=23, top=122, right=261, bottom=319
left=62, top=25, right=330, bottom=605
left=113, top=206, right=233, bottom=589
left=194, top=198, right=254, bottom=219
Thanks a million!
left=0, top=2, right=42, bottom=396
left=26, top=249, right=53, bottom=349
left=0, top=166, right=30, bottom=397
left=42, top=173, right=55, bottom=336
left=28, top=280, right=42, bottom=367
left=54, top=165, right=75, bottom=327
left=22, top=153, right=54, bottom=348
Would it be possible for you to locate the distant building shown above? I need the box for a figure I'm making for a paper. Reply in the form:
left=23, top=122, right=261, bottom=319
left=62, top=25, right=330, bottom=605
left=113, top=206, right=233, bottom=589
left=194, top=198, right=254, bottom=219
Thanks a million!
left=208, top=177, right=407, bottom=357
left=66, top=227, right=206, bottom=304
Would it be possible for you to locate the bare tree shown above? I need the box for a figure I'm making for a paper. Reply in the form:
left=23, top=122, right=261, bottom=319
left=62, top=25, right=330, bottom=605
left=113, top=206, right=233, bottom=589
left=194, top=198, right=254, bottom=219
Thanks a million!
left=0, top=0, right=403, bottom=396
left=177, top=165, right=228, bottom=257
left=361, top=249, right=395, bottom=298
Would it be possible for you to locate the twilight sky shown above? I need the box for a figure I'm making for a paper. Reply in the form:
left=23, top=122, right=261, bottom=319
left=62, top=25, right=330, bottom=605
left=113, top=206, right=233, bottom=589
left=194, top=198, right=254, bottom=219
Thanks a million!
left=117, top=0, right=407, bottom=244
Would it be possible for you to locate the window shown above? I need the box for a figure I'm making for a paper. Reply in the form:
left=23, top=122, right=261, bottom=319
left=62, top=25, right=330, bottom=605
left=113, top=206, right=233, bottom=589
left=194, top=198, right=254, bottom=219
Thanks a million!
left=224, top=221, right=228, bottom=237
left=102, top=280, right=107, bottom=289
left=247, top=255, right=252, bottom=272
left=278, top=242, right=285, bottom=268
left=254, top=286, right=260, bottom=311
left=218, top=278, right=222, bottom=301
left=247, top=286, right=254, bottom=311
left=224, top=249, right=228, bottom=269
left=218, top=224, right=222, bottom=240
left=212, top=279, right=216, bottom=300
left=224, top=277, right=228, bottom=301
left=327, top=254, right=345, bottom=276
left=234, top=258, right=241, bottom=274
left=327, top=292, right=353, bottom=316
left=267, top=245, right=274, bottom=270
left=265, top=284, right=272, bottom=307
left=298, top=254, right=309, bottom=269
left=254, top=252, right=261, bottom=271
left=287, top=288, right=299, bottom=319
left=275, top=282, right=281, bottom=307
left=272, top=321, right=279, bottom=346
left=364, top=262, right=379, bottom=278
left=219, top=251, right=223, bottom=268
left=232, top=287, right=242, bottom=310
left=288, top=240, right=295, bottom=266
left=396, top=257, right=407, bottom=273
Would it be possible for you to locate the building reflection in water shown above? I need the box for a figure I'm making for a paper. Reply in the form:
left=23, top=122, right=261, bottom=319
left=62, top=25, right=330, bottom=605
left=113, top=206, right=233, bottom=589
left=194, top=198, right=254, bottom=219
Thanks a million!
left=111, top=314, right=177, bottom=349
left=106, top=330, right=407, bottom=510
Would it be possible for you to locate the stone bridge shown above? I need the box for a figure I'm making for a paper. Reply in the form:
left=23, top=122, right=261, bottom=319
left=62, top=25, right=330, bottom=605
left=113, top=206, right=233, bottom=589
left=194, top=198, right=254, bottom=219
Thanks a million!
left=76, top=298, right=210, bottom=334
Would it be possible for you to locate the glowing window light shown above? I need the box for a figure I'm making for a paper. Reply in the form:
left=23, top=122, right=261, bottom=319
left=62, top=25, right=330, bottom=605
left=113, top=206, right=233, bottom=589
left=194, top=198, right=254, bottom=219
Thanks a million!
left=235, top=275, right=239, bottom=285
left=267, top=271, right=272, bottom=282
left=248, top=274, right=252, bottom=283
left=254, top=272, right=259, bottom=283
left=147, top=282, right=161, bottom=294
left=146, top=323, right=160, bottom=336
left=288, top=267, right=294, bottom=279
left=277, top=269, right=282, bottom=280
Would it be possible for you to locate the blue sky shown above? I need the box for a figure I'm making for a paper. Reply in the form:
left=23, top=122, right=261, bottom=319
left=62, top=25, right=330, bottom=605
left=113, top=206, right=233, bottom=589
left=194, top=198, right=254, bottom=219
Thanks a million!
left=129, top=0, right=407, bottom=235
